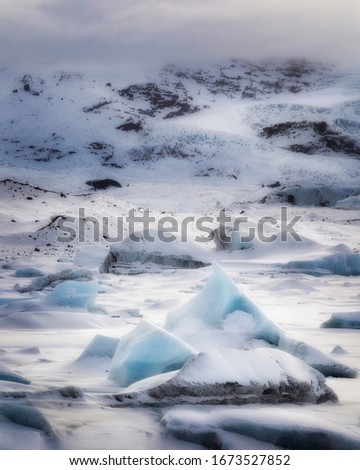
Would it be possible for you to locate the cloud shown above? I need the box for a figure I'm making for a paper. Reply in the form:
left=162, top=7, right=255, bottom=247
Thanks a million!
left=0, top=0, right=359, bottom=76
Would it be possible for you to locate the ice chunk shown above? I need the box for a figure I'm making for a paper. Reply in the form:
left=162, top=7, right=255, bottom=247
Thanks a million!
left=0, top=363, right=30, bottom=385
left=114, top=348, right=336, bottom=407
left=331, top=345, right=348, bottom=355
left=269, top=185, right=360, bottom=208
left=162, top=408, right=360, bottom=450
left=284, top=253, right=360, bottom=276
left=166, top=263, right=278, bottom=337
left=109, top=321, right=196, bottom=387
left=18, top=268, right=93, bottom=292
left=165, top=264, right=356, bottom=378
left=321, top=312, right=360, bottom=329
left=100, top=230, right=210, bottom=274
left=46, top=280, right=99, bottom=311
left=279, top=336, right=356, bottom=378
left=15, top=267, right=44, bottom=278
left=2, top=404, right=56, bottom=439
left=76, top=334, right=120, bottom=361
left=165, top=263, right=282, bottom=348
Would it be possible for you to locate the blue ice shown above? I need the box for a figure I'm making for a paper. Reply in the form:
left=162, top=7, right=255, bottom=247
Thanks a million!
left=109, top=321, right=196, bottom=387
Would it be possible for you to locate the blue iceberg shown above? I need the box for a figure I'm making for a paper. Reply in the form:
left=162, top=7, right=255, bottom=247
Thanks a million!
left=46, top=281, right=99, bottom=311
left=109, top=321, right=196, bottom=387
left=165, top=264, right=356, bottom=378
left=284, top=253, right=360, bottom=276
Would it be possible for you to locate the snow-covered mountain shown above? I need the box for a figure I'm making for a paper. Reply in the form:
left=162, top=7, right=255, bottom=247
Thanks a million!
left=1, top=59, right=359, bottom=183
left=1, top=59, right=360, bottom=450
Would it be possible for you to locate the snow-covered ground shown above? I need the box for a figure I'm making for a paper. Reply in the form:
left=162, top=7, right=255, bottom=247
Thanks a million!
left=0, top=59, right=360, bottom=449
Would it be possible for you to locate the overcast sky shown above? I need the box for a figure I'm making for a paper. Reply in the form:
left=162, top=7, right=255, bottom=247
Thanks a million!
left=1, top=0, right=360, bottom=77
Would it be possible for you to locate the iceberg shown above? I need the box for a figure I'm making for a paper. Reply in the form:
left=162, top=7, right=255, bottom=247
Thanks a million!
left=162, top=407, right=360, bottom=450
left=0, top=363, right=30, bottom=385
left=100, top=230, right=210, bottom=274
left=321, top=312, right=360, bottom=330
left=76, top=334, right=120, bottom=361
left=109, top=321, right=196, bottom=387
left=165, top=264, right=357, bottom=378
left=18, top=268, right=93, bottom=293
left=114, top=348, right=337, bottom=407
left=15, top=267, right=44, bottom=278
left=165, top=263, right=279, bottom=340
left=283, top=253, right=360, bottom=276
left=2, top=404, right=56, bottom=439
left=46, top=280, right=99, bottom=311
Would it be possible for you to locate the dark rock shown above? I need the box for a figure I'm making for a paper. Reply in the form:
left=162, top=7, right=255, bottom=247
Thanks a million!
left=261, top=120, right=360, bottom=157
left=83, top=100, right=112, bottom=113
left=85, top=179, right=122, bottom=190
left=267, top=181, right=281, bottom=188
left=116, top=121, right=143, bottom=132
left=89, top=142, right=107, bottom=150
left=58, top=385, right=83, bottom=399
left=164, top=104, right=200, bottom=119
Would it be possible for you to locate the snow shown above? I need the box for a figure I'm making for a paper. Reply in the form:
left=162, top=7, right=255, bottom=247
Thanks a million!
left=335, top=195, right=360, bottom=210
left=74, top=245, right=109, bottom=269
left=109, top=321, right=196, bottom=386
